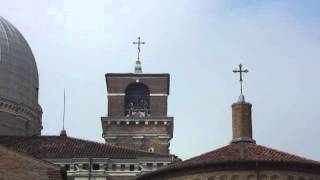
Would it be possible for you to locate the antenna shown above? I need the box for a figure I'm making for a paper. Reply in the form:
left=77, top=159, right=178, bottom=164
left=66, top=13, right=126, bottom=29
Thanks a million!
left=60, top=88, right=67, bottom=136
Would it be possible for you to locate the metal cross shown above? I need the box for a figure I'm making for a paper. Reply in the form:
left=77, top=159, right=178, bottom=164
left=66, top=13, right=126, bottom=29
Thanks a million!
left=133, top=37, right=145, bottom=61
left=233, top=64, right=249, bottom=96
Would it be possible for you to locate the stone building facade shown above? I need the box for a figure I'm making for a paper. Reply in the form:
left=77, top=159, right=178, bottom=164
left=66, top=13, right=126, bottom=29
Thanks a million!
left=136, top=96, right=320, bottom=180
left=101, top=73, right=174, bottom=154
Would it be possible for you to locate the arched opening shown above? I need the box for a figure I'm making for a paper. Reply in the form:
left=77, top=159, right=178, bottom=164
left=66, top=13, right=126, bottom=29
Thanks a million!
left=125, top=83, right=150, bottom=117
left=148, top=147, right=154, bottom=153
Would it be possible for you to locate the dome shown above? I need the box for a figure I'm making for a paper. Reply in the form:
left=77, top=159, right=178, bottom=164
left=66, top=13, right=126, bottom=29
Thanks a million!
left=0, top=17, right=42, bottom=135
left=0, top=17, right=39, bottom=107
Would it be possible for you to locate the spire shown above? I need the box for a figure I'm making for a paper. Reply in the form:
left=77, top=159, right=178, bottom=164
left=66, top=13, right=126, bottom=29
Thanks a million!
left=60, top=89, right=67, bottom=136
left=133, top=37, right=145, bottom=74
left=231, top=64, right=255, bottom=144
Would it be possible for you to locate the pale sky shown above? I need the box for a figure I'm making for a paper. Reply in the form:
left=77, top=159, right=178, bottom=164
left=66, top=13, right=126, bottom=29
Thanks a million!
left=1, top=0, right=320, bottom=160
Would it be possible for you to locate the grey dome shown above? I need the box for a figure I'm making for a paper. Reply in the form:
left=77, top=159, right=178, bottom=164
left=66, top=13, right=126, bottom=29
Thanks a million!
left=0, top=17, right=42, bottom=136
left=0, top=17, right=39, bottom=108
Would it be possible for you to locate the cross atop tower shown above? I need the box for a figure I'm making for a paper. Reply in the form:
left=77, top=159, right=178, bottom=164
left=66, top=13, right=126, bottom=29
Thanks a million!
left=133, top=37, right=145, bottom=61
left=233, top=64, right=249, bottom=97
left=133, top=37, right=145, bottom=74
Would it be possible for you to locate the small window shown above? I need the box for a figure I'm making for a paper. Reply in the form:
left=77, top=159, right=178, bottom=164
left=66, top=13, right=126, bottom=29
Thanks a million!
left=148, top=147, right=154, bottom=153
left=104, top=164, right=108, bottom=171
left=146, top=163, right=153, bottom=169
left=220, top=175, right=228, bottom=180
left=231, top=175, right=240, bottom=180
left=92, top=164, right=100, bottom=170
left=156, top=163, right=163, bottom=168
left=129, top=164, right=135, bottom=171
left=112, top=164, right=117, bottom=171
left=64, top=164, right=70, bottom=171
left=120, top=164, right=126, bottom=171
left=82, top=164, right=89, bottom=170
left=247, top=175, right=256, bottom=180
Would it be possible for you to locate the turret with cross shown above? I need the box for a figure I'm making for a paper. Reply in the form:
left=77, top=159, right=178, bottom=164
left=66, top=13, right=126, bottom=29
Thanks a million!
left=133, top=37, right=145, bottom=74
left=231, top=64, right=255, bottom=143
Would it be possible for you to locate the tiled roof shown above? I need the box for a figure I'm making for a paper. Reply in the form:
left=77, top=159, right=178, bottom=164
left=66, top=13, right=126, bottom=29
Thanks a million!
left=0, top=136, right=170, bottom=159
left=137, top=142, right=320, bottom=179
left=182, top=142, right=320, bottom=165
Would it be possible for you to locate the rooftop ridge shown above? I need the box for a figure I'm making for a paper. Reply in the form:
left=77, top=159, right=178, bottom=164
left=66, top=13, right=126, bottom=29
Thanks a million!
left=0, top=135, right=173, bottom=158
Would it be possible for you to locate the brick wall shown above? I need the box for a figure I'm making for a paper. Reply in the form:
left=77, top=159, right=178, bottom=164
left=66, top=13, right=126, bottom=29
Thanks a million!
left=106, top=74, right=169, bottom=117
left=232, top=102, right=252, bottom=141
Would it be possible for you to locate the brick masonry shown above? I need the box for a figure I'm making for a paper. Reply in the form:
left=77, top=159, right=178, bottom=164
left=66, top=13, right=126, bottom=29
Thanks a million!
left=102, top=73, right=174, bottom=154
left=106, top=74, right=169, bottom=117
left=232, top=101, right=253, bottom=141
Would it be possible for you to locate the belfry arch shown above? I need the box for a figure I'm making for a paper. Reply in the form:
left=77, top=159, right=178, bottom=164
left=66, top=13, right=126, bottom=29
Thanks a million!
left=125, top=83, right=150, bottom=117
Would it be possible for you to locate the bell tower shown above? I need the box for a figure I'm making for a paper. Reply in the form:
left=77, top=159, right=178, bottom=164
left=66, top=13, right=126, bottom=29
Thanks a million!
left=101, top=37, right=173, bottom=154
left=101, top=74, right=173, bottom=154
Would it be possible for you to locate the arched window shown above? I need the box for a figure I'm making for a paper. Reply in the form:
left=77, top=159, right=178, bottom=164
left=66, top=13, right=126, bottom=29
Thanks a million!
left=148, top=147, right=154, bottom=153
left=125, top=83, right=150, bottom=117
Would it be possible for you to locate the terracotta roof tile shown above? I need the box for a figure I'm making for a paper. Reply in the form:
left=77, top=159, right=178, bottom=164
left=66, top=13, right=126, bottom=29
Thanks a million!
left=0, top=136, right=170, bottom=159
left=137, top=142, right=320, bottom=179
left=183, top=142, right=320, bottom=165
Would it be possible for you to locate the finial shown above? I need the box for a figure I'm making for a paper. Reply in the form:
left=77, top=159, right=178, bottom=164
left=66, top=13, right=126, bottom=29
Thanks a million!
left=233, top=64, right=249, bottom=102
left=60, top=88, right=67, bottom=136
left=133, top=37, right=145, bottom=73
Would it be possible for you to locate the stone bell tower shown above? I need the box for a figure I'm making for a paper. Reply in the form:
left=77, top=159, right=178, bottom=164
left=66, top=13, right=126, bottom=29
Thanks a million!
left=101, top=37, right=174, bottom=154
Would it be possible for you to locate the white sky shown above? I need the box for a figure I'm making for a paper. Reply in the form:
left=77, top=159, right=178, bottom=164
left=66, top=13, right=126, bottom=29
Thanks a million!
left=1, top=0, right=320, bottom=160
